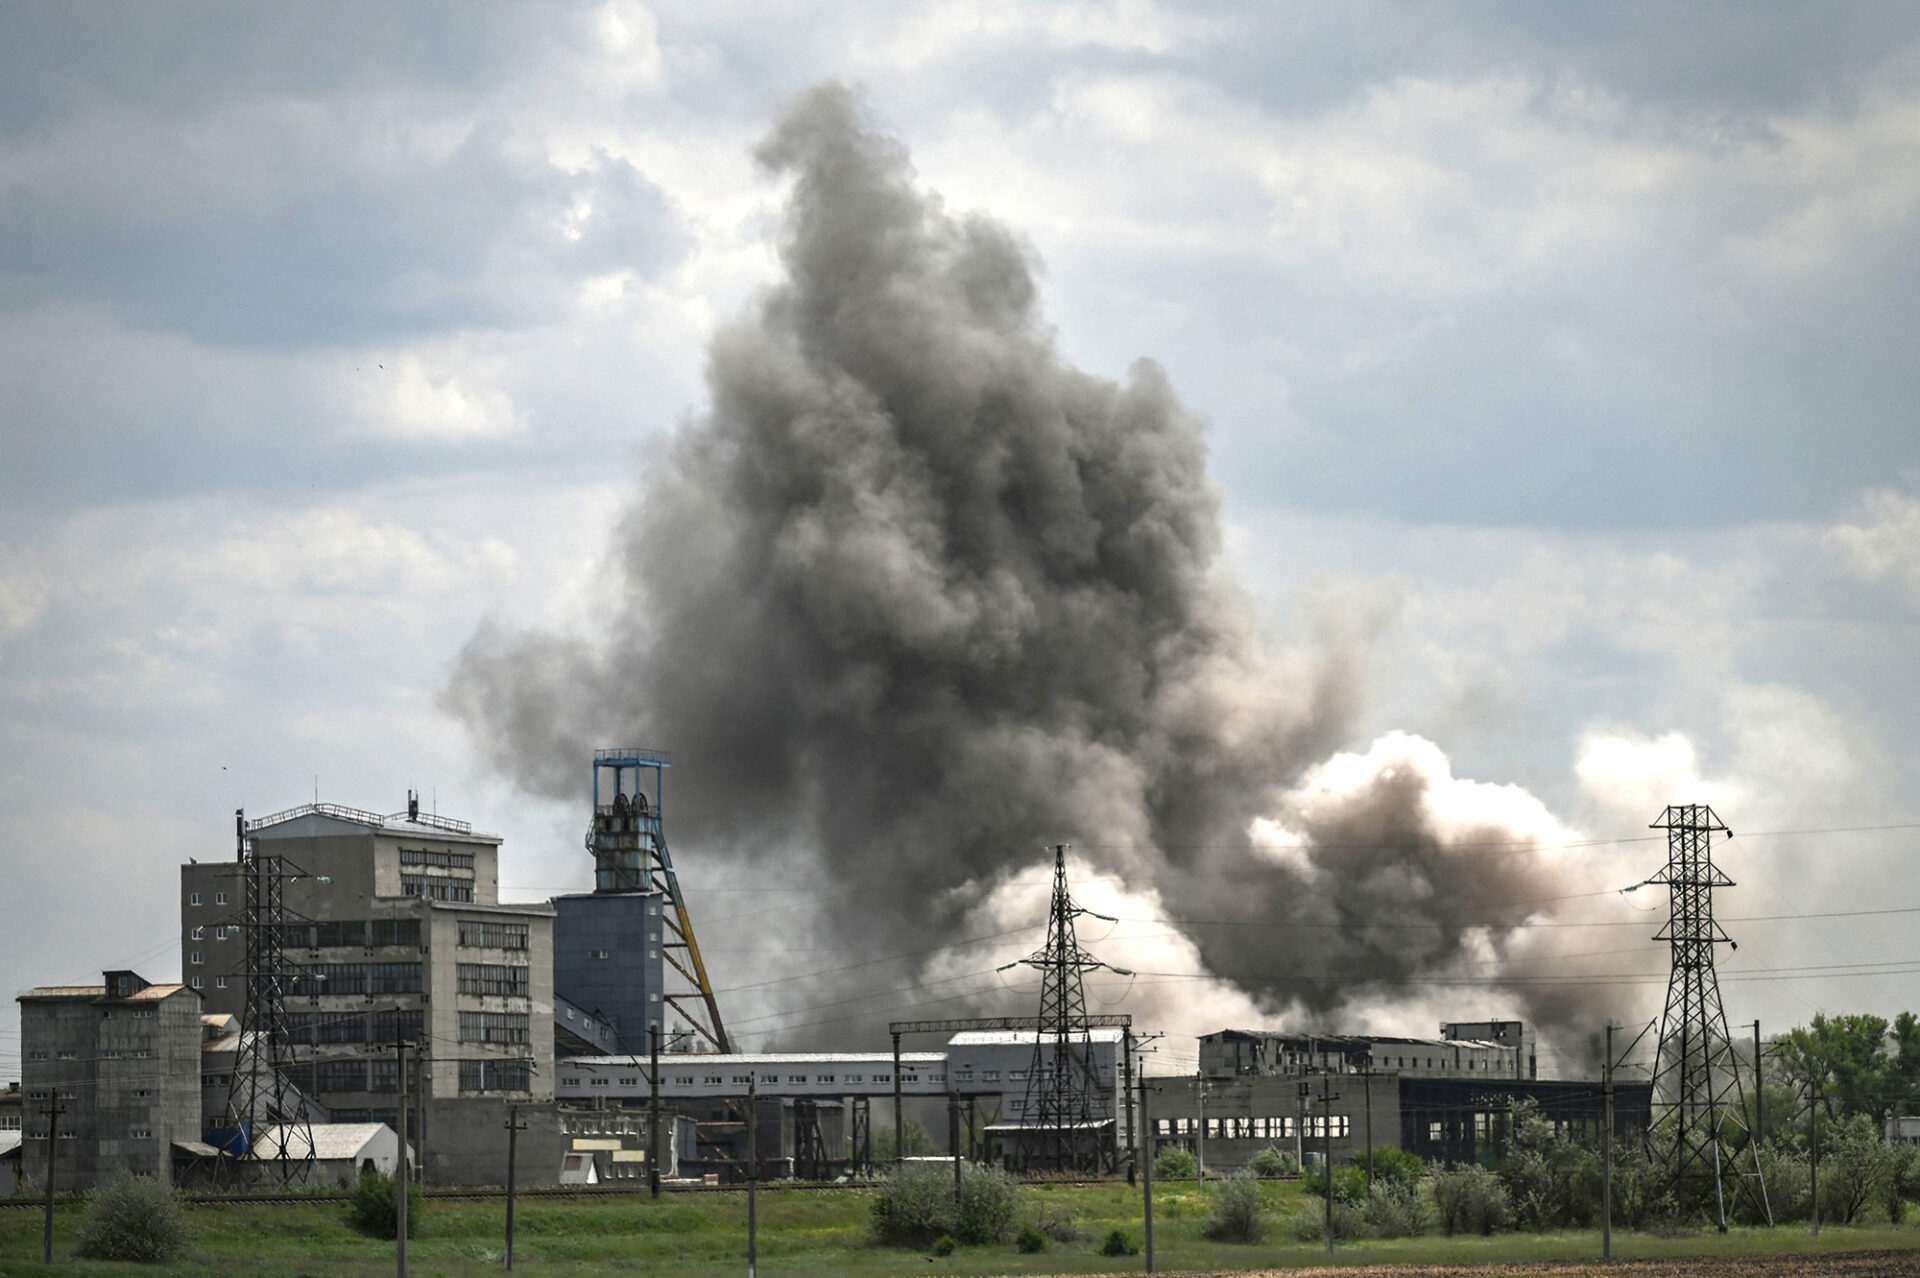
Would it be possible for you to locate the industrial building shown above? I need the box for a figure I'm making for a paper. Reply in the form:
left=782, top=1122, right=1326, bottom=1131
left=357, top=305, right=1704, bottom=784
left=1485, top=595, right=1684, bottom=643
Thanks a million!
left=1147, top=1071, right=1651, bottom=1172
left=179, top=797, right=557, bottom=1183
left=16, top=971, right=204, bottom=1189
left=1200, top=1021, right=1537, bottom=1082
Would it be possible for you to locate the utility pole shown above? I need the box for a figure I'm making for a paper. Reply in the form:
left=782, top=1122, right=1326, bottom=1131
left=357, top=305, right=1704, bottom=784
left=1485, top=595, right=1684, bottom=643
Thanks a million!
left=1139, top=1079, right=1155, bottom=1275
left=1320, top=1073, right=1341, bottom=1256
left=1360, top=1068, right=1374, bottom=1192
left=1122, top=1028, right=1136, bottom=1186
left=1195, top=1078, right=1207, bottom=1188
left=1603, top=1023, right=1614, bottom=1263
left=649, top=1024, right=662, bottom=1199
left=503, top=1103, right=525, bottom=1271
left=949, top=1093, right=962, bottom=1210
left=396, top=1038, right=410, bottom=1278
left=1809, top=1075, right=1821, bottom=1238
left=1751, top=1021, right=1763, bottom=1151
left=891, top=1031, right=903, bottom=1169
left=746, top=1080, right=759, bottom=1278
left=41, top=1094, right=64, bottom=1265
left=1295, top=1080, right=1309, bottom=1173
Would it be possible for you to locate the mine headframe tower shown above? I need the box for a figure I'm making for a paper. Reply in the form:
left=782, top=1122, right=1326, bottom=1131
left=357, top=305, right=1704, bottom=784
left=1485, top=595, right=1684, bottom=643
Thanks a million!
left=1646, top=803, right=1770, bottom=1227
left=217, top=808, right=320, bottom=1185
left=999, top=843, right=1132, bottom=1175
left=588, top=748, right=730, bottom=1053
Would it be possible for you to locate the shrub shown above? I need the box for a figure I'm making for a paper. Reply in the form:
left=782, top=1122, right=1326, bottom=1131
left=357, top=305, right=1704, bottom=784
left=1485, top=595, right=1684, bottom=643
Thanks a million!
left=1361, top=1181, right=1430, bottom=1238
left=1292, top=1200, right=1367, bottom=1242
left=872, top=1167, right=957, bottom=1247
left=871, top=1163, right=1018, bottom=1248
left=1821, top=1114, right=1906, bottom=1225
left=1248, top=1145, right=1297, bottom=1178
left=1101, top=1227, right=1140, bottom=1256
left=931, top=1234, right=956, bottom=1257
left=1154, top=1145, right=1197, bottom=1181
left=1431, top=1163, right=1511, bottom=1236
left=1363, top=1145, right=1427, bottom=1196
left=1301, top=1162, right=1367, bottom=1205
left=1204, top=1169, right=1266, bottom=1242
left=349, top=1170, right=423, bottom=1240
left=1015, top=1224, right=1047, bottom=1253
left=76, top=1172, right=187, bottom=1262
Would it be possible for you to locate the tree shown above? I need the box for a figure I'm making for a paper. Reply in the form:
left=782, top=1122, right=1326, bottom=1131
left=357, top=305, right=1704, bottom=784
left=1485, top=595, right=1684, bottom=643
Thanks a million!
left=1820, top=1114, right=1905, bottom=1225
left=1778, top=1014, right=1895, bottom=1123
left=875, top=1118, right=935, bottom=1160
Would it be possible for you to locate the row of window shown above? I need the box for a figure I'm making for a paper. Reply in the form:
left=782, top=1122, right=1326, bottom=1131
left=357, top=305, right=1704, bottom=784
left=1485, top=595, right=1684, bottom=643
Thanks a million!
left=188, top=925, right=232, bottom=942
left=458, top=920, right=529, bottom=950
left=285, top=1059, right=403, bottom=1094
left=1154, top=1115, right=1352, bottom=1139
left=185, top=891, right=230, bottom=907
left=458, top=1011, right=531, bottom=1045
left=305, top=919, right=424, bottom=949
left=287, top=962, right=424, bottom=997
left=403, top=876, right=474, bottom=902
left=283, top=1010, right=424, bottom=1045
left=559, top=1071, right=934, bottom=1088
left=189, top=976, right=227, bottom=991
left=100, top=1008, right=156, bottom=1020
left=457, top=963, right=529, bottom=998
left=460, top=1059, right=532, bottom=1094
left=398, top=847, right=476, bottom=871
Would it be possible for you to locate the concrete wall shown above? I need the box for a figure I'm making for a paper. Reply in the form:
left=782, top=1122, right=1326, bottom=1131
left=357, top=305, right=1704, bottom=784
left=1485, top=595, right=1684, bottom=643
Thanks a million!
left=422, top=1097, right=564, bottom=1187
left=1146, top=1073, right=1397, bottom=1173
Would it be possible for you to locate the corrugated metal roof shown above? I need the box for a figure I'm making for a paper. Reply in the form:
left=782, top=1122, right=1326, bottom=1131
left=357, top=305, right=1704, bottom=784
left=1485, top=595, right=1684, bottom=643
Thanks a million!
left=569, top=1052, right=944, bottom=1067
left=124, top=985, right=188, bottom=1001
left=947, top=1029, right=1126, bottom=1046
left=254, top=1123, right=396, bottom=1162
left=17, top=985, right=107, bottom=999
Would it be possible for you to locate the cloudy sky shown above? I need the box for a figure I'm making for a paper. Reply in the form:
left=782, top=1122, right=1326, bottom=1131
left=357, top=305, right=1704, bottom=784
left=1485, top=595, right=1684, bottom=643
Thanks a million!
left=5, top=2, right=1920, bottom=1079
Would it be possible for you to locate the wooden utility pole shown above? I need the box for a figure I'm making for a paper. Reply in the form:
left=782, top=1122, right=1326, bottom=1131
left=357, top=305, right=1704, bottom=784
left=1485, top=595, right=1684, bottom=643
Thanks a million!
left=396, top=1039, right=410, bottom=1278
left=41, top=1094, right=64, bottom=1265
left=1751, top=1021, right=1763, bottom=1151
left=1603, top=1023, right=1614, bottom=1263
left=1194, top=1077, right=1207, bottom=1187
left=1139, top=1079, right=1155, bottom=1275
left=503, top=1103, right=526, bottom=1270
left=949, top=1093, right=962, bottom=1209
left=746, top=1080, right=759, bottom=1278
left=649, top=1024, right=663, bottom=1199
left=1122, top=1028, right=1136, bottom=1186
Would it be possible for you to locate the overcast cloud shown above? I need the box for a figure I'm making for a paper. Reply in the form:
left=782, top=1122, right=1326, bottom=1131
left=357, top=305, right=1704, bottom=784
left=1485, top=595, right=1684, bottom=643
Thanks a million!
left=4, top=2, right=1920, bottom=1077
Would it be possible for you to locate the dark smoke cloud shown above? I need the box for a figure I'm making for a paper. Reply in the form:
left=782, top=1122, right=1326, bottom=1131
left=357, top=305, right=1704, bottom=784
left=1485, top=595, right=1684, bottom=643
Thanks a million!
left=447, top=84, right=1626, bottom=1048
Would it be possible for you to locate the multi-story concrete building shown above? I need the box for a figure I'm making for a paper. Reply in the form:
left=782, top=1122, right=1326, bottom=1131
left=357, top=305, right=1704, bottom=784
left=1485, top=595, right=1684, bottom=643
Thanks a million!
left=180, top=798, right=555, bottom=1183
left=16, top=971, right=202, bottom=1188
left=552, top=890, right=663, bottom=1055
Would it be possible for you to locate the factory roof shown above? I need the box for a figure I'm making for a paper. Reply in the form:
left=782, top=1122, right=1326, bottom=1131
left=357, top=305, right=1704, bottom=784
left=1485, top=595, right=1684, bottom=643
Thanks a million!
left=254, top=1122, right=399, bottom=1162
left=948, top=1029, right=1128, bottom=1047
left=17, top=983, right=190, bottom=1003
left=245, top=802, right=501, bottom=846
left=567, top=1052, right=945, bottom=1067
left=1207, top=1029, right=1509, bottom=1050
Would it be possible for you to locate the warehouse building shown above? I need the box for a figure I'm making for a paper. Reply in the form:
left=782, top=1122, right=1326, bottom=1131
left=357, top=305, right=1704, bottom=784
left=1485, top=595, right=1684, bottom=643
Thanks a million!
left=1200, top=1021, right=1535, bottom=1081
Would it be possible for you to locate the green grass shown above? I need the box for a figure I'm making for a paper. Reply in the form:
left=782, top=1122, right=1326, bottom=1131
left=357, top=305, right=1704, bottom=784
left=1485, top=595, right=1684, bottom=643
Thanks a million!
left=2, top=1179, right=1918, bottom=1276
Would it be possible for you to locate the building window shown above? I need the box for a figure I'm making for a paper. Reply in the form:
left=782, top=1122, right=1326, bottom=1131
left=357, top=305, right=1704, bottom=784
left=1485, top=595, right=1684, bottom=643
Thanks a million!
left=460, top=1059, right=532, bottom=1094
left=1429, top=1121, right=1444, bottom=1143
left=215, top=892, right=229, bottom=905
left=458, top=920, right=529, bottom=949
left=191, top=926, right=205, bottom=941
left=591, top=1078, right=609, bottom=1088
left=190, top=951, right=203, bottom=965
left=189, top=892, right=202, bottom=906
left=191, top=976, right=204, bottom=989
left=215, top=976, right=228, bottom=989
left=456, top=963, right=529, bottom=998
left=590, top=949, right=611, bottom=960
left=621, top=1077, right=638, bottom=1087
left=402, top=875, right=473, bottom=902
left=130, top=1128, right=152, bottom=1140
left=399, top=847, right=476, bottom=871
left=215, top=926, right=230, bottom=940
left=458, top=1011, right=531, bottom=1045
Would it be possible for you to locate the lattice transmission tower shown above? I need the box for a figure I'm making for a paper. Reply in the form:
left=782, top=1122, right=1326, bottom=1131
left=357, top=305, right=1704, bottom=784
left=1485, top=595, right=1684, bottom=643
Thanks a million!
left=1646, top=804, right=1769, bottom=1226
left=217, top=808, right=319, bottom=1185
left=999, top=844, right=1132, bottom=1174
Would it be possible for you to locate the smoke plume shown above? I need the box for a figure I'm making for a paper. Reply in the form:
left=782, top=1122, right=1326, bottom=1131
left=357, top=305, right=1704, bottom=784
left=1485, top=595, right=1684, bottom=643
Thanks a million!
left=448, top=85, right=1634, bottom=1051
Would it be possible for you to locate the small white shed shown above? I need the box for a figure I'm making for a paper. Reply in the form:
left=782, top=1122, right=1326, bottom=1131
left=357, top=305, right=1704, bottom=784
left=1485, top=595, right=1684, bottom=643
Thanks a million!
left=256, top=1123, right=408, bottom=1186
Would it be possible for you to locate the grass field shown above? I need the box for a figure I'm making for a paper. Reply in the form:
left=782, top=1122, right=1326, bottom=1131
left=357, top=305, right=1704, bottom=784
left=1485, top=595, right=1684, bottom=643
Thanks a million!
left=4, top=1179, right=1919, bottom=1277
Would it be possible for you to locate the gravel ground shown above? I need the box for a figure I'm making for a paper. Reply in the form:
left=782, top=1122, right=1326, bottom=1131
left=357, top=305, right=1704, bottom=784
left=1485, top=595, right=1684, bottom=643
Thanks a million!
left=1146, top=1253, right=1920, bottom=1278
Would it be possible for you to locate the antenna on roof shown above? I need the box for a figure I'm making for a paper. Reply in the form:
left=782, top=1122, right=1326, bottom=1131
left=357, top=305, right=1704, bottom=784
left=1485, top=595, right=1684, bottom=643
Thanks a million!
left=407, top=790, right=420, bottom=822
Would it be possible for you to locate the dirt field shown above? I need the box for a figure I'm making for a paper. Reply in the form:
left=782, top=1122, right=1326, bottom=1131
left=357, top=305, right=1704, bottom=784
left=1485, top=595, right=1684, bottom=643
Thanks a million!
left=1184, top=1252, right=1920, bottom=1278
